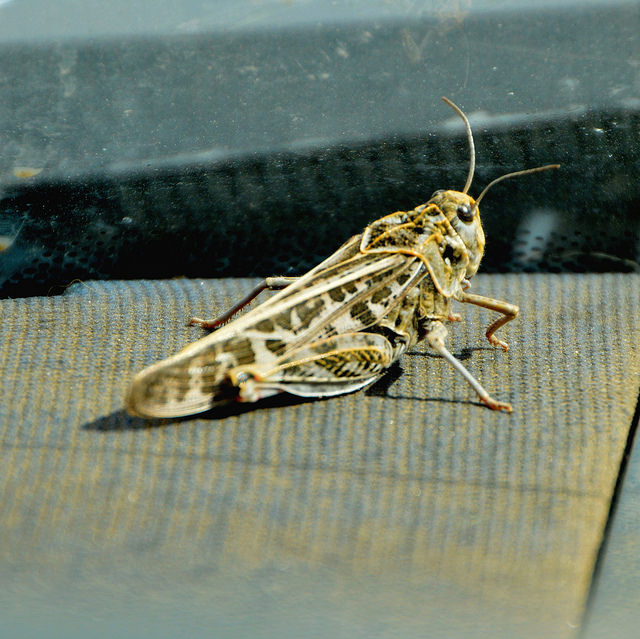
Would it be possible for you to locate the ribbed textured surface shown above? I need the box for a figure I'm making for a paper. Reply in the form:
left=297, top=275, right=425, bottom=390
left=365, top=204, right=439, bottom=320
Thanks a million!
left=1, top=274, right=638, bottom=638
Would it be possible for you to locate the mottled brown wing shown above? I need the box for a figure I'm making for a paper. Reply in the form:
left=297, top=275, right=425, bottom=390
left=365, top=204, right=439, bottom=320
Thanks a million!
left=126, top=239, right=427, bottom=418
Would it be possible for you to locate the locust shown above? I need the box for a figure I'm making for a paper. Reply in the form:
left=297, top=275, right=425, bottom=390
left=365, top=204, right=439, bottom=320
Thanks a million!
left=126, top=98, right=558, bottom=419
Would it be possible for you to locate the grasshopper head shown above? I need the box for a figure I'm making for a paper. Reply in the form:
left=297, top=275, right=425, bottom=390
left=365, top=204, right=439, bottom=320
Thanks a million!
left=438, top=97, right=559, bottom=279
left=429, top=189, right=485, bottom=278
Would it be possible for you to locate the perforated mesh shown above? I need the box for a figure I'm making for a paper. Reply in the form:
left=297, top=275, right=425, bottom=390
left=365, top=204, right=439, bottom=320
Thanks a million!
left=0, top=108, right=638, bottom=298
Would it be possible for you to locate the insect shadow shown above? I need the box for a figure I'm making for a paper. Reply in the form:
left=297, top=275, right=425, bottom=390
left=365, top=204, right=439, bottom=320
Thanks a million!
left=85, top=347, right=496, bottom=431
left=364, top=362, right=405, bottom=397
left=407, top=346, right=497, bottom=362
left=365, top=345, right=491, bottom=399
left=83, top=393, right=318, bottom=432
left=365, top=348, right=496, bottom=410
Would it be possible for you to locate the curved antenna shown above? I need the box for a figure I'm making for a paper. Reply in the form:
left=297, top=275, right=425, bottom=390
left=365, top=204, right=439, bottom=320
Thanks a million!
left=441, top=97, right=475, bottom=194
left=473, top=164, right=560, bottom=210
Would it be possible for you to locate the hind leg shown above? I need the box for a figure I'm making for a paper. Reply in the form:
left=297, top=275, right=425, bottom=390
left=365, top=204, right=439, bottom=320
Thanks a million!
left=189, top=276, right=299, bottom=329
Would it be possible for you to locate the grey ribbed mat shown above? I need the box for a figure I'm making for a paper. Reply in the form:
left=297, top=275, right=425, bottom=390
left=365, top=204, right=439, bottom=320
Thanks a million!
left=1, top=274, right=639, bottom=639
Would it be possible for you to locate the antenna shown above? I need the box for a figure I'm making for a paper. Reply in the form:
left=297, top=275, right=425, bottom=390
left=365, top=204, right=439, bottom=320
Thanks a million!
left=440, top=97, right=559, bottom=210
left=473, top=164, right=560, bottom=210
left=441, top=97, right=475, bottom=195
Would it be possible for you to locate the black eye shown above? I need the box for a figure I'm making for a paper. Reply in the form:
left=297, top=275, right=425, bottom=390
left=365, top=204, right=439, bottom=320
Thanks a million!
left=456, top=204, right=474, bottom=222
left=430, top=189, right=444, bottom=198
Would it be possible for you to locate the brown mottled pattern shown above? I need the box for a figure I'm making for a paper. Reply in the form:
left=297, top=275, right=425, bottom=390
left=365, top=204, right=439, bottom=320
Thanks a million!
left=226, top=336, right=257, bottom=365
left=371, top=285, right=392, bottom=304
left=274, top=308, right=294, bottom=330
left=349, top=300, right=377, bottom=326
left=264, top=338, right=286, bottom=354
left=295, top=297, right=325, bottom=327
left=1, top=275, right=639, bottom=638
left=251, top=253, right=423, bottom=349
left=343, top=281, right=358, bottom=295
left=255, top=318, right=276, bottom=333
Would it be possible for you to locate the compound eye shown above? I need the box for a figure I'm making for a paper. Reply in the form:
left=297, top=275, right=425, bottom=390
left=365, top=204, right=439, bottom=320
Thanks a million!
left=456, top=203, right=474, bottom=222
left=430, top=189, right=445, bottom=199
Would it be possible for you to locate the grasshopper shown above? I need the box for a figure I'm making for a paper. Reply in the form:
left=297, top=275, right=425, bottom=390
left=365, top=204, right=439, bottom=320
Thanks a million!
left=126, top=98, right=558, bottom=418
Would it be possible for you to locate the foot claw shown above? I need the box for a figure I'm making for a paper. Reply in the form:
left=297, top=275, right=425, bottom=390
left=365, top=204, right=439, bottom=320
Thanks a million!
left=481, top=397, right=513, bottom=413
left=487, top=334, right=509, bottom=351
left=188, top=316, right=224, bottom=329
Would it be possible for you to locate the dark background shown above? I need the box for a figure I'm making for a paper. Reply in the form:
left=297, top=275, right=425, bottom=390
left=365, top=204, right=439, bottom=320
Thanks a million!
left=0, top=1, right=638, bottom=297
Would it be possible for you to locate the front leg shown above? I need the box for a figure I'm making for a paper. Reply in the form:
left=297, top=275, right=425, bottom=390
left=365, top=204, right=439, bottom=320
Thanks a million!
left=458, top=291, right=519, bottom=351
